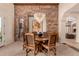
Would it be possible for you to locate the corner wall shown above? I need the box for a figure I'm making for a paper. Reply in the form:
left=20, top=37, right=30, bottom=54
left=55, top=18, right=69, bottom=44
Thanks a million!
left=0, top=3, right=14, bottom=45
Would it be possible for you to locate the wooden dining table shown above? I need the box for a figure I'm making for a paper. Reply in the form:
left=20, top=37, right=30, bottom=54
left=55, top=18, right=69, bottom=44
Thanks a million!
left=33, top=32, right=48, bottom=52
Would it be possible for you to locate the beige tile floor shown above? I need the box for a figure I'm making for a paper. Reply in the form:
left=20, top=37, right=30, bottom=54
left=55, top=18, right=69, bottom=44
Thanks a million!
left=0, top=41, right=79, bottom=56
left=65, top=39, right=79, bottom=50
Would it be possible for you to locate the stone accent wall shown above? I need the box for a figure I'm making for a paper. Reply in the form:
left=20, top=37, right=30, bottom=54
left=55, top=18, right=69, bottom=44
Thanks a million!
left=15, top=4, right=58, bottom=32
left=14, top=4, right=58, bottom=38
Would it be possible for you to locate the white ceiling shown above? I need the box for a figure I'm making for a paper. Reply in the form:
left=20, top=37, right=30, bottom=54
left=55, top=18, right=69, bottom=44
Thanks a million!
left=67, top=4, right=79, bottom=13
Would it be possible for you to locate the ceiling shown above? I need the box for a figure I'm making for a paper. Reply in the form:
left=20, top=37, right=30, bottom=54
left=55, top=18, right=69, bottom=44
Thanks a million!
left=67, top=3, right=79, bottom=13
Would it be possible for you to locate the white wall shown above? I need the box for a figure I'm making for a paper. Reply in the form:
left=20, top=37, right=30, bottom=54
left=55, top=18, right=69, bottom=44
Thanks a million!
left=75, top=13, right=79, bottom=42
left=59, top=3, right=77, bottom=43
left=0, top=3, right=14, bottom=45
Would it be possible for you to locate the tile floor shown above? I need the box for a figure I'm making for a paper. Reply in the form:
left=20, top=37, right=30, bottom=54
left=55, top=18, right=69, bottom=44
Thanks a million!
left=65, top=39, right=79, bottom=50
left=0, top=41, right=79, bottom=56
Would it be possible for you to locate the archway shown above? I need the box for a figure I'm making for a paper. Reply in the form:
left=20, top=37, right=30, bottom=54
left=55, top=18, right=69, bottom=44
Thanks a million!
left=59, top=3, right=77, bottom=43
left=60, top=4, right=79, bottom=46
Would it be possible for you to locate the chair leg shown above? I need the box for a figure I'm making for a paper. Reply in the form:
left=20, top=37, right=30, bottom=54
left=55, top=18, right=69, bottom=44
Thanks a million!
left=48, top=49, right=50, bottom=56
left=33, top=49, right=36, bottom=56
left=35, top=46, right=38, bottom=55
left=54, top=47, right=56, bottom=56
left=26, top=49, right=28, bottom=56
left=23, top=44, right=26, bottom=50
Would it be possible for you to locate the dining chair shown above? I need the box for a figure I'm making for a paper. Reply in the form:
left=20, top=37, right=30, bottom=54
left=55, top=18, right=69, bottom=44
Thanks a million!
left=42, top=32, right=57, bottom=56
left=24, top=32, right=37, bottom=56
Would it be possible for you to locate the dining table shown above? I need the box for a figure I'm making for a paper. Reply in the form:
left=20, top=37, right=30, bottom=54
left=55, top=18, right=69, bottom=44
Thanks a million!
left=33, top=32, right=49, bottom=52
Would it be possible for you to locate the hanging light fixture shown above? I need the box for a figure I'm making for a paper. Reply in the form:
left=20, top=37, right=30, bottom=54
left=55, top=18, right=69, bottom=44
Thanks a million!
left=34, top=13, right=46, bottom=23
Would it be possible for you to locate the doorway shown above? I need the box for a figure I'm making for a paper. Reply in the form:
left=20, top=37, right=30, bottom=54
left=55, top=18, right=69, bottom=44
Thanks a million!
left=66, top=16, right=76, bottom=39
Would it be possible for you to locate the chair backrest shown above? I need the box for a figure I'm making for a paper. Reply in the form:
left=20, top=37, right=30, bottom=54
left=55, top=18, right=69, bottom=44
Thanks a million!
left=43, top=32, right=48, bottom=37
left=48, top=32, right=57, bottom=46
left=25, top=33, right=35, bottom=46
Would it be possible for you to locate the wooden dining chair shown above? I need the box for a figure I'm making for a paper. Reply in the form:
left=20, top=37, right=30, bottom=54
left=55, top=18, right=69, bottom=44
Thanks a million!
left=42, top=32, right=57, bottom=56
left=24, top=33, right=37, bottom=56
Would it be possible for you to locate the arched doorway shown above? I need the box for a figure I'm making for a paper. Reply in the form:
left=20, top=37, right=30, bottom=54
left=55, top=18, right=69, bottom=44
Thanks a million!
left=60, top=4, right=79, bottom=47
